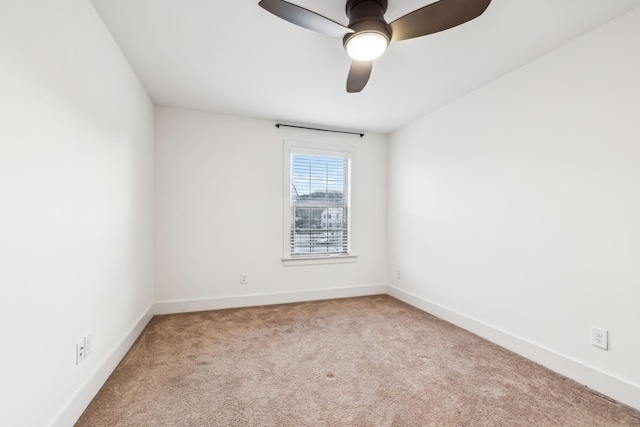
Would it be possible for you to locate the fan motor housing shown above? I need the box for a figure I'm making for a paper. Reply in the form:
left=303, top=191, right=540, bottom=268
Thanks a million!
left=346, top=0, right=388, bottom=24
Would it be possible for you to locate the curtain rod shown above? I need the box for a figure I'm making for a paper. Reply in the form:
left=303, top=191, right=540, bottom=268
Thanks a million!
left=275, top=123, right=364, bottom=138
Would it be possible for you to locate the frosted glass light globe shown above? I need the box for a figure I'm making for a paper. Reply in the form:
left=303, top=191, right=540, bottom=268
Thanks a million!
left=345, top=31, right=388, bottom=61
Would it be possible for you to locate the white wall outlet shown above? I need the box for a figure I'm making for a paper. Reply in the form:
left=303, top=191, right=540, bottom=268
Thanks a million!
left=591, top=327, right=608, bottom=350
left=240, top=273, right=248, bottom=285
left=396, top=270, right=401, bottom=280
left=85, top=333, right=93, bottom=357
left=76, top=339, right=86, bottom=364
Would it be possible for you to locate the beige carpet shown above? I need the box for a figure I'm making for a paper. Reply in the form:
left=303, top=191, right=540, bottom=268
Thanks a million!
left=76, top=295, right=640, bottom=426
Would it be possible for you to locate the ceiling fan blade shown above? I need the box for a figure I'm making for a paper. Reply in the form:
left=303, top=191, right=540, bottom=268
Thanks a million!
left=259, top=0, right=354, bottom=38
left=346, top=61, right=372, bottom=93
left=390, top=0, right=491, bottom=42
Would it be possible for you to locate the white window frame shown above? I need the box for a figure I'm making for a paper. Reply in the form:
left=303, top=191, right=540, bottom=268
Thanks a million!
left=282, top=140, right=358, bottom=266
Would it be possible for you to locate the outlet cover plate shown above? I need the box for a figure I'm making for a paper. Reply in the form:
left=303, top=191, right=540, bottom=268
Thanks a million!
left=591, top=327, right=608, bottom=350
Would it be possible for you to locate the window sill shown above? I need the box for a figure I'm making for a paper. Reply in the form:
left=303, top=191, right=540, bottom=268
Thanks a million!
left=282, top=254, right=358, bottom=267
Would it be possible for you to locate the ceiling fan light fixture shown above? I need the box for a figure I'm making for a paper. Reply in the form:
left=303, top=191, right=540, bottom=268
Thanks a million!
left=260, top=0, right=492, bottom=92
left=345, top=31, right=388, bottom=61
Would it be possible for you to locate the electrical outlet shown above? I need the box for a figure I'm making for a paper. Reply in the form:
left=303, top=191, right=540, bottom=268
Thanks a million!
left=76, top=339, right=86, bottom=364
left=591, top=327, right=608, bottom=350
left=240, top=273, right=248, bottom=285
left=85, top=333, right=93, bottom=357
left=396, top=270, right=401, bottom=280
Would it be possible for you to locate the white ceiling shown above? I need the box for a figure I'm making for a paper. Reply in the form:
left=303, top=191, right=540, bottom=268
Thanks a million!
left=90, top=0, right=640, bottom=134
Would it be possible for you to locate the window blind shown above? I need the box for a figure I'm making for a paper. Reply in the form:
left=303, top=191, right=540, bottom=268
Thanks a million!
left=289, top=153, right=351, bottom=257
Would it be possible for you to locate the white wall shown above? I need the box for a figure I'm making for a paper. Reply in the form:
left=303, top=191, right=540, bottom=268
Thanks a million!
left=0, top=1, right=154, bottom=426
left=388, top=7, right=640, bottom=407
left=155, top=107, right=387, bottom=307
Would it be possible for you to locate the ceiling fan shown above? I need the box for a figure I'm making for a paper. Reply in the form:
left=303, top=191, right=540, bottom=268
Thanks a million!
left=259, top=0, right=492, bottom=92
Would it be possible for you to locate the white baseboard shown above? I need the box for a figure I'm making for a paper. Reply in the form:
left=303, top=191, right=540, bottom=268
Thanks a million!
left=49, top=304, right=154, bottom=427
left=154, top=284, right=387, bottom=315
left=386, top=285, right=640, bottom=411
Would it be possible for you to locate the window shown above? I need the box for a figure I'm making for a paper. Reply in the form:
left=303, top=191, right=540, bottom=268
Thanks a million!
left=283, top=141, right=357, bottom=265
